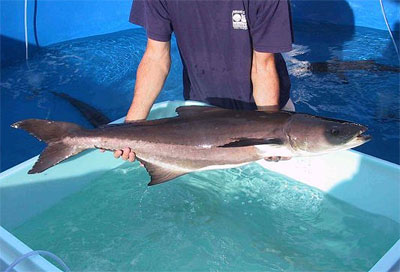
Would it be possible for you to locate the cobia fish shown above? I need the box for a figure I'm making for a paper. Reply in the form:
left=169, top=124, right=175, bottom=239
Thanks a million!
left=11, top=106, right=371, bottom=186
left=308, top=60, right=400, bottom=73
left=307, top=59, right=400, bottom=84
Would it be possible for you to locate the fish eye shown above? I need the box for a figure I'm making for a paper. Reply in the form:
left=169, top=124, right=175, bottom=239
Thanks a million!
left=330, top=128, right=340, bottom=136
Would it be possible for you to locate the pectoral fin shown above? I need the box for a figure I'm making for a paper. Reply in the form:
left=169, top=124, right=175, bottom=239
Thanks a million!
left=137, top=159, right=188, bottom=186
left=219, top=138, right=283, bottom=148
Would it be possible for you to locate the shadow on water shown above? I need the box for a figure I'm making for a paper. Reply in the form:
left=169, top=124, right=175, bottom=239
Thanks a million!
left=378, top=0, right=399, bottom=62
left=1, top=35, right=39, bottom=67
left=0, top=169, right=113, bottom=230
left=291, top=0, right=355, bottom=62
left=328, top=155, right=400, bottom=225
left=326, top=155, right=400, bottom=271
left=326, top=154, right=400, bottom=270
left=382, top=21, right=399, bottom=61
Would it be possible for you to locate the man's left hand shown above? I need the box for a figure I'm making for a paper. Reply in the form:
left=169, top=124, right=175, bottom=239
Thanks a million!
left=264, top=156, right=292, bottom=162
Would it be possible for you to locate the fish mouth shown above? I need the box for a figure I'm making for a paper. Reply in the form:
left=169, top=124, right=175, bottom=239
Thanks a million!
left=342, top=126, right=371, bottom=150
left=356, top=133, right=372, bottom=142
left=356, top=126, right=372, bottom=143
left=349, top=126, right=371, bottom=147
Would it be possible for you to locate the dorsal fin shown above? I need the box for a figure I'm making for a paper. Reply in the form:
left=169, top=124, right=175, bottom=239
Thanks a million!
left=136, top=158, right=188, bottom=186
left=51, top=91, right=111, bottom=127
left=175, top=106, right=226, bottom=118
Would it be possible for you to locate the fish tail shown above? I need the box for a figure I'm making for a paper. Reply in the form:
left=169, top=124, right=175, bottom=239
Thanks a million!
left=11, top=119, right=87, bottom=174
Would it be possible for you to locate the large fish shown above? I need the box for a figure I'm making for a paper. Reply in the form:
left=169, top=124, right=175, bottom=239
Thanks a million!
left=307, top=59, right=400, bottom=84
left=11, top=106, right=371, bottom=186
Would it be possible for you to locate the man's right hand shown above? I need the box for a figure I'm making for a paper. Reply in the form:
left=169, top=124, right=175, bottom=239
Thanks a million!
left=114, top=147, right=136, bottom=162
left=99, top=148, right=136, bottom=162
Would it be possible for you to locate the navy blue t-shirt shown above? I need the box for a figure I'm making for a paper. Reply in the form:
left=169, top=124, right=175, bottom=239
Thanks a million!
left=130, top=0, right=293, bottom=110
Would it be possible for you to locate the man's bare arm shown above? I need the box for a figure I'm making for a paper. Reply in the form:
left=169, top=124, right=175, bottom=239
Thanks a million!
left=126, top=38, right=171, bottom=121
left=111, top=38, right=171, bottom=161
left=251, top=51, right=280, bottom=112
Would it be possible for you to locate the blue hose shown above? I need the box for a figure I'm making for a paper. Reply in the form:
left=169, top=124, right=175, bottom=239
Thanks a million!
left=379, top=0, right=399, bottom=57
left=4, top=250, right=70, bottom=272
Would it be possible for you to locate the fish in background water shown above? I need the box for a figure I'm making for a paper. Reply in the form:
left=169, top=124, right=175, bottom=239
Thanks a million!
left=308, top=59, right=400, bottom=73
left=12, top=106, right=371, bottom=186
left=307, top=59, right=400, bottom=84
left=51, top=91, right=111, bottom=127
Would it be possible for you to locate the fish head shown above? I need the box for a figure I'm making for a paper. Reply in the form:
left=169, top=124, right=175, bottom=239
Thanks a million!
left=286, top=114, right=371, bottom=155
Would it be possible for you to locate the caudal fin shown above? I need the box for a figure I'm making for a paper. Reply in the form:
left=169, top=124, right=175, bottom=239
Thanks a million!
left=11, top=119, right=86, bottom=174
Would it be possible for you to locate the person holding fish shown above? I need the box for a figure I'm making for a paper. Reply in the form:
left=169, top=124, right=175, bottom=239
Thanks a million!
left=11, top=1, right=371, bottom=186
left=13, top=0, right=371, bottom=184
left=113, top=0, right=294, bottom=162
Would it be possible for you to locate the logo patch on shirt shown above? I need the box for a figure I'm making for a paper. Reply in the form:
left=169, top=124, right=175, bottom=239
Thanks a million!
left=232, top=10, right=247, bottom=30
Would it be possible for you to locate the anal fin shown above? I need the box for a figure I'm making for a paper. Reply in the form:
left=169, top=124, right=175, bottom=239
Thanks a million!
left=29, top=143, right=85, bottom=174
left=137, top=159, right=188, bottom=186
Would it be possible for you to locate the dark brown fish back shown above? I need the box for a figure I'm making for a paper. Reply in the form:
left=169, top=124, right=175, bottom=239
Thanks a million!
left=97, top=109, right=293, bottom=148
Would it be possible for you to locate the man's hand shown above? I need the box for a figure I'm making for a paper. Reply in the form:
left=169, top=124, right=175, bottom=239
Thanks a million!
left=100, top=148, right=136, bottom=162
left=113, top=148, right=136, bottom=162
left=264, top=156, right=291, bottom=162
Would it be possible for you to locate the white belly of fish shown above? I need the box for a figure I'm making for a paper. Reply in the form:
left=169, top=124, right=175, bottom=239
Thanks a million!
left=197, top=144, right=294, bottom=172
left=136, top=143, right=295, bottom=176
left=197, top=162, right=250, bottom=172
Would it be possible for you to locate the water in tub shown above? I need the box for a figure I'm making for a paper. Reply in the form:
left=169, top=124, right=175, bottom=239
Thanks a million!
left=9, top=163, right=400, bottom=271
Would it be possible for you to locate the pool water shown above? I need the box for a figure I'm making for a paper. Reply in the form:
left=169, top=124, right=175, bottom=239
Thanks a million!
left=1, top=22, right=399, bottom=170
left=10, top=163, right=400, bottom=271
left=288, top=22, right=400, bottom=165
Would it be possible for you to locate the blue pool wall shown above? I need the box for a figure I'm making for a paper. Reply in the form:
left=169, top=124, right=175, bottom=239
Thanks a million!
left=291, top=0, right=399, bottom=31
left=1, top=0, right=135, bottom=66
left=1, top=0, right=399, bottom=65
